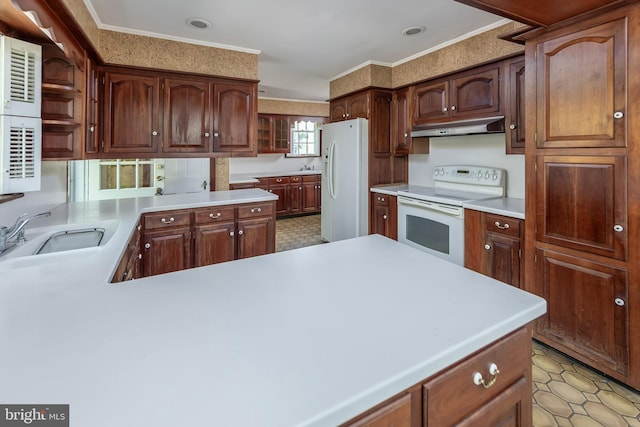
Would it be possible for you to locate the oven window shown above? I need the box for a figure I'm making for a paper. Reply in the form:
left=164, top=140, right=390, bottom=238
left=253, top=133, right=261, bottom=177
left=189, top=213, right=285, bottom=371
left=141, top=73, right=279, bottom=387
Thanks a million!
left=406, top=215, right=450, bottom=254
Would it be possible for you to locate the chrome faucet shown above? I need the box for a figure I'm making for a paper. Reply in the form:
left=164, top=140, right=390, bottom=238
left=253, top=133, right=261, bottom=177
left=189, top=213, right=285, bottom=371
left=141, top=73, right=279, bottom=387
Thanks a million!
left=0, top=211, right=51, bottom=253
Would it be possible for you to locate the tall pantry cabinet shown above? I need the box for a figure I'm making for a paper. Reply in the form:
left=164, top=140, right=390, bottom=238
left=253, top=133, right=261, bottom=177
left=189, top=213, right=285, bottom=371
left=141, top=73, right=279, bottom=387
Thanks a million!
left=524, top=4, right=640, bottom=388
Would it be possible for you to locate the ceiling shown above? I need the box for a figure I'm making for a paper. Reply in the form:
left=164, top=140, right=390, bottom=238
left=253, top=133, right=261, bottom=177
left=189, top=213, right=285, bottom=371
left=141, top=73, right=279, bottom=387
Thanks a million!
left=83, top=0, right=507, bottom=102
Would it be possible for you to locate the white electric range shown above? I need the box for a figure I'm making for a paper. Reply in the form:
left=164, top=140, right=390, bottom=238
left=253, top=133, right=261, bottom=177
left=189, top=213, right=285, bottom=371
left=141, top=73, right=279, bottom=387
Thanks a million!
left=397, top=165, right=506, bottom=265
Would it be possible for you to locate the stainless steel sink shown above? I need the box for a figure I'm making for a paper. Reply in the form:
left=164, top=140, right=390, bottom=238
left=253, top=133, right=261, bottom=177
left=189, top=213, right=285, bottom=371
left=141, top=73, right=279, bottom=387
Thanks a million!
left=35, top=228, right=105, bottom=255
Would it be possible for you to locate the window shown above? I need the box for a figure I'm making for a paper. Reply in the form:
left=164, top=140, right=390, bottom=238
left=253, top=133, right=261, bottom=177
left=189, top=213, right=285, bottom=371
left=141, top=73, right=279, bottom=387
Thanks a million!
left=87, top=159, right=163, bottom=200
left=289, top=120, right=320, bottom=157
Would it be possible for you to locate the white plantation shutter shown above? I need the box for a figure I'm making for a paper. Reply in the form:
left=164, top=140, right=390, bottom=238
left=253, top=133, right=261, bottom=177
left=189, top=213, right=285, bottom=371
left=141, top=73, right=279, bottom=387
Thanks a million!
left=1, top=36, right=41, bottom=117
left=10, top=47, right=37, bottom=104
left=1, top=116, right=41, bottom=193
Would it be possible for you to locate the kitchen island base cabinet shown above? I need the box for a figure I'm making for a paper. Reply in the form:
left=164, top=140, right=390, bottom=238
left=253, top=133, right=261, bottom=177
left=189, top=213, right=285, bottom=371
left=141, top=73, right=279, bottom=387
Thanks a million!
left=131, top=201, right=276, bottom=279
left=342, top=326, right=532, bottom=427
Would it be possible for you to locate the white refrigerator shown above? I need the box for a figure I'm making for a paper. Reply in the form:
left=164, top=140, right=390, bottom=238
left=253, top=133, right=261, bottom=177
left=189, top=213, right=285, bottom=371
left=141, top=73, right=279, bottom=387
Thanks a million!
left=321, top=118, right=369, bottom=242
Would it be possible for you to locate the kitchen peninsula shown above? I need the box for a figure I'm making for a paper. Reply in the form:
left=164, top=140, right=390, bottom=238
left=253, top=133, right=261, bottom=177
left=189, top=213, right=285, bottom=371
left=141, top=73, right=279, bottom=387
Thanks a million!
left=0, top=192, right=545, bottom=426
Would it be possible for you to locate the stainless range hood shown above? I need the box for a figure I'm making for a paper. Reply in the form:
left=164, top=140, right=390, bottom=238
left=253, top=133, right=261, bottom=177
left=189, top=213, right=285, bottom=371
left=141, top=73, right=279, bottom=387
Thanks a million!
left=411, top=116, right=505, bottom=138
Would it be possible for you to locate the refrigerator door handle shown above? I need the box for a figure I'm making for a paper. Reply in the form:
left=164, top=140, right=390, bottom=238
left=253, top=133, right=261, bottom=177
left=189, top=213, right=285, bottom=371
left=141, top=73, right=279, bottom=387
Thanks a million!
left=328, top=140, right=337, bottom=199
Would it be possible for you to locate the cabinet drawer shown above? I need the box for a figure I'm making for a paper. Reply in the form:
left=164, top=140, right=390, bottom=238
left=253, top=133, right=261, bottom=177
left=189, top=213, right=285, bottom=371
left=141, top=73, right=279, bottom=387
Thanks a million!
left=424, top=327, right=530, bottom=426
left=269, top=176, right=290, bottom=185
left=484, top=214, right=521, bottom=237
left=143, top=210, right=191, bottom=230
left=237, top=202, right=274, bottom=219
left=302, top=174, right=319, bottom=183
left=193, top=206, right=235, bottom=224
left=373, top=193, right=391, bottom=206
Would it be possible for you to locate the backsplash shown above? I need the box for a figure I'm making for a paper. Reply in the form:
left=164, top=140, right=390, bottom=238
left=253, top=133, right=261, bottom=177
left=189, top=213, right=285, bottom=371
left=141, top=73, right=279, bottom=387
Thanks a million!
left=230, top=154, right=322, bottom=175
left=408, top=134, right=525, bottom=198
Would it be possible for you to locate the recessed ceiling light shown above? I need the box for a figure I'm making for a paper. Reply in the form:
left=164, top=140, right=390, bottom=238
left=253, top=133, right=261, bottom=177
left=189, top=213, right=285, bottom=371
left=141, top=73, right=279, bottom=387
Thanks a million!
left=187, top=18, right=212, bottom=30
left=402, top=26, right=426, bottom=36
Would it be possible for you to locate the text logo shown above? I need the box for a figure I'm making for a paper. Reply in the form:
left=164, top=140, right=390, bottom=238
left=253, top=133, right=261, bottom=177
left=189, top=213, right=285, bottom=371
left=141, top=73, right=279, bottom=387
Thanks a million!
left=0, top=405, right=68, bottom=426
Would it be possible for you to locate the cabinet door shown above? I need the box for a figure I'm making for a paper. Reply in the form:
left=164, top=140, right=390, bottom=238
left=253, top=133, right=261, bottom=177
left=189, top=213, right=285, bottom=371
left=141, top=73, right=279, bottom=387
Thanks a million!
left=371, top=91, right=392, bottom=154
left=486, top=232, right=521, bottom=288
left=163, top=78, right=210, bottom=153
left=347, top=92, right=370, bottom=119
left=213, top=82, right=256, bottom=153
left=288, top=176, right=303, bottom=214
left=330, top=101, right=347, bottom=122
left=273, top=116, right=290, bottom=153
left=85, top=56, right=100, bottom=156
left=257, top=115, right=272, bottom=153
left=536, top=248, right=629, bottom=375
left=535, top=18, right=626, bottom=148
left=393, top=88, right=412, bottom=155
left=237, top=217, right=275, bottom=259
left=269, top=184, right=288, bottom=216
left=506, top=58, right=525, bottom=154
left=536, top=155, right=626, bottom=260
left=450, top=66, right=500, bottom=119
left=194, top=222, right=236, bottom=266
left=142, top=227, right=191, bottom=277
left=414, top=80, right=449, bottom=123
left=103, top=72, right=161, bottom=154
left=302, top=177, right=319, bottom=212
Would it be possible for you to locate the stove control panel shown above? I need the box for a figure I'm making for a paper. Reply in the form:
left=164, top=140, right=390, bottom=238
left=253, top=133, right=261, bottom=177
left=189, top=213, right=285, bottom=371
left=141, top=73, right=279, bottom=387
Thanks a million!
left=432, top=165, right=505, bottom=187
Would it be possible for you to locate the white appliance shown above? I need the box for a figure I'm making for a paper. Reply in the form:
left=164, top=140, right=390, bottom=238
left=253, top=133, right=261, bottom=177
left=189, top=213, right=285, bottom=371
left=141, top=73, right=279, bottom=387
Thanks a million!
left=397, top=165, right=506, bottom=265
left=0, top=35, right=42, bottom=194
left=321, top=118, right=369, bottom=242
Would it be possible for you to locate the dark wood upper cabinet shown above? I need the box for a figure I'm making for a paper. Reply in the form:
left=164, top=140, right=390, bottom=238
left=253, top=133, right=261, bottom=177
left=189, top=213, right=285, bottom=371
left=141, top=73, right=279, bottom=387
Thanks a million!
left=213, top=82, right=256, bottom=155
left=413, top=81, right=449, bottom=123
left=84, top=56, right=100, bottom=156
left=330, top=91, right=370, bottom=122
left=505, top=57, right=525, bottom=154
left=41, top=43, right=84, bottom=160
left=392, top=87, right=413, bottom=155
left=163, top=78, right=211, bottom=153
left=102, top=71, right=161, bottom=154
left=535, top=18, right=627, bottom=149
left=453, top=0, right=626, bottom=28
left=536, top=155, right=627, bottom=261
left=414, top=64, right=501, bottom=125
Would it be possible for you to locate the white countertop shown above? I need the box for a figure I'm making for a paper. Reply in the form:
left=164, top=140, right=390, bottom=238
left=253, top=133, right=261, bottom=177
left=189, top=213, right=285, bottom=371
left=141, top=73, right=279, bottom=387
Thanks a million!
left=230, top=170, right=320, bottom=184
left=369, top=184, right=409, bottom=196
left=463, top=197, right=526, bottom=219
left=0, top=193, right=545, bottom=427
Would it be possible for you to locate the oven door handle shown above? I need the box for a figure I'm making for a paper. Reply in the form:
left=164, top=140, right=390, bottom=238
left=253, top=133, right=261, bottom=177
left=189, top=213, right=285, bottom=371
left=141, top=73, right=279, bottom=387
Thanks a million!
left=398, top=196, right=462, bottom=217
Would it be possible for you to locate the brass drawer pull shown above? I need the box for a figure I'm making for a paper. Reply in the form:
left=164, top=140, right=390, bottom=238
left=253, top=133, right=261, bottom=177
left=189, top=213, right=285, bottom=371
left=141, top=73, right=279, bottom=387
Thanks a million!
left=494, top=221, right=509, bottom=230
left=251, top=207, right=262, bottom=213
left=209, top=212, right=222, bottom=219
left=473, top=363, right=500, bottom=389
left=161, top=217, right=175, bottom=224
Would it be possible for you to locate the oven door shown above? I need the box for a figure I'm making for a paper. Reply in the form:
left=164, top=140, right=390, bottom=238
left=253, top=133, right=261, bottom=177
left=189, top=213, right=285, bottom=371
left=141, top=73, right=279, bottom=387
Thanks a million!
left=397, top=196, right=464, bottom=265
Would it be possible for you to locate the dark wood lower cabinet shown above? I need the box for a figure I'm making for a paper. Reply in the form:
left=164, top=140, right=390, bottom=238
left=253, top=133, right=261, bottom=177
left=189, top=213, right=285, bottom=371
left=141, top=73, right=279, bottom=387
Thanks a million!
left=464, top=209, right=523, bottom=288
left=237, top=217, right=275, bottom=259
left=142, top=227, right=192, bottom=276
left=341, top=327, right=532, bottom=427
left=370, top=192, right=397, bottom=240
left=535, top=248, right=629, bottom=375
left=113, top=201, right=275, bottom=280
left=193, top=222, right=236, bottom=267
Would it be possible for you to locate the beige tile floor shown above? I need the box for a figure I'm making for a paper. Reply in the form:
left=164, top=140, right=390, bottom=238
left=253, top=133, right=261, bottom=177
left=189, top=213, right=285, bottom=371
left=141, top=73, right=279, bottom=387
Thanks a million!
left=276, top=214, right=640, bottom=426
